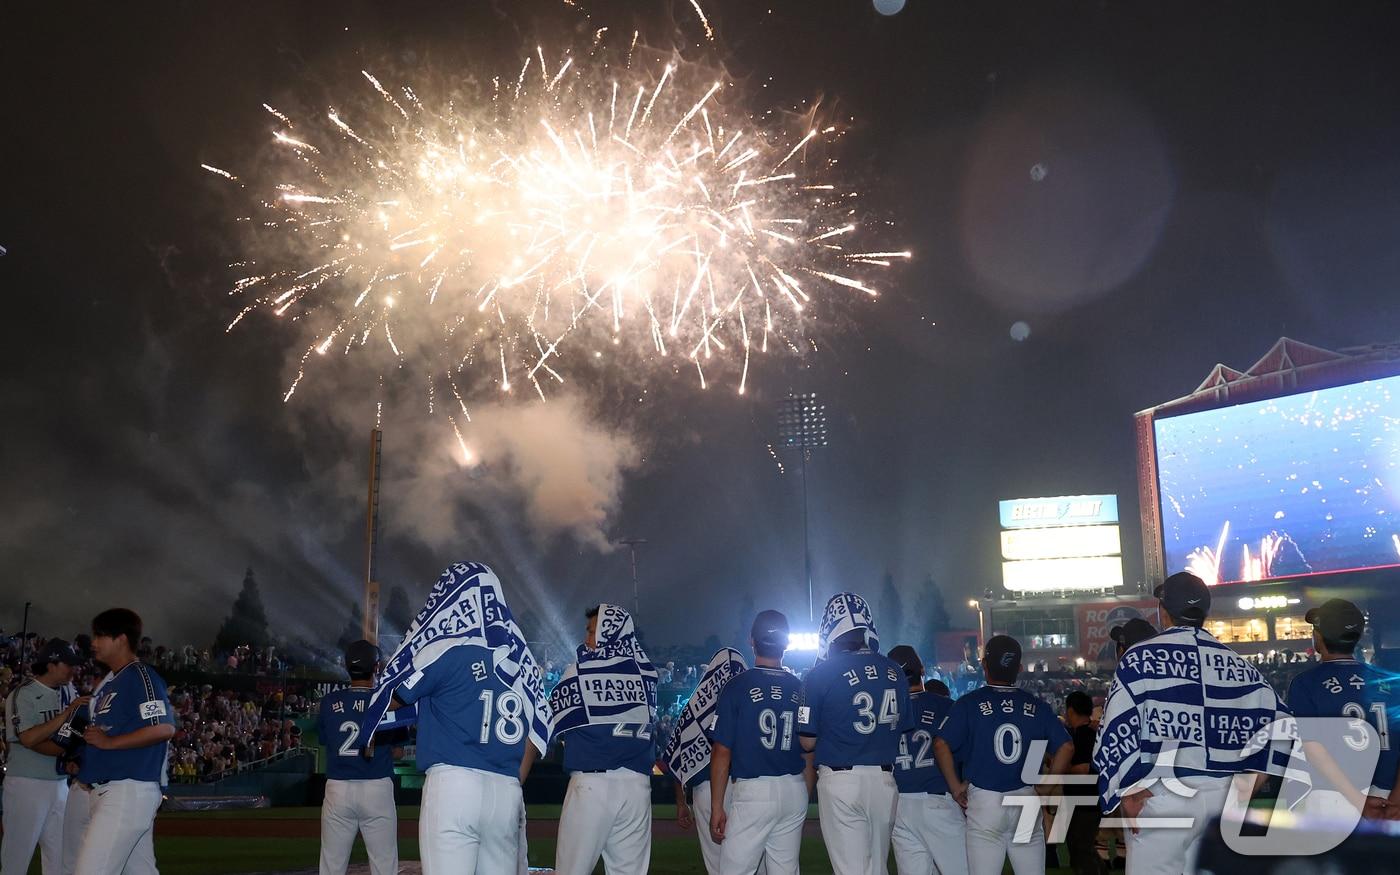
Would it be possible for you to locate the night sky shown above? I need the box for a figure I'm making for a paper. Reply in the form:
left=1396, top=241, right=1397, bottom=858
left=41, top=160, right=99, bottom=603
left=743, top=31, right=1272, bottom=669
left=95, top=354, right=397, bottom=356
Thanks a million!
left=5, top=0, right=1400, bottom=657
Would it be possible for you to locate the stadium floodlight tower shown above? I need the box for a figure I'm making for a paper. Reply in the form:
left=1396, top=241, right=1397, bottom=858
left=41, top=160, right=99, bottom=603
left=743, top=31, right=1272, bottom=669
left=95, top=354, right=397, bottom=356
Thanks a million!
left=362, top=427, right=383, bottom=644
left=777, top=392, right=829, bottom=623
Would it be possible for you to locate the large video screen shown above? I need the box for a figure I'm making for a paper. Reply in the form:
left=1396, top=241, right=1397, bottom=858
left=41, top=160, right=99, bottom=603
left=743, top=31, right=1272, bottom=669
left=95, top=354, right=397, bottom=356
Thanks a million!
left=1155, top=374, right=1400, bottom=584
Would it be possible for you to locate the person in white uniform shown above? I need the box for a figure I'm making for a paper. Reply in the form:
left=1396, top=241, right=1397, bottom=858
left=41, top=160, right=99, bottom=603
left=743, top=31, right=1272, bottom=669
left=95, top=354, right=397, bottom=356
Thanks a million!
left=2, top=640, right=85, bottom=875
left=885, top=645, right=967, bottom=875
left=316, top=640, right=401, bottom=875
left=709, top=610, right=813, bottom=875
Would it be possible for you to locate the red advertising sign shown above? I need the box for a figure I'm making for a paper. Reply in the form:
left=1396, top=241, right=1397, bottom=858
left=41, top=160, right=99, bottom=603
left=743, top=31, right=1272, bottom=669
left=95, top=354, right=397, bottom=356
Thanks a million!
left=1076, top=600, right=1161, bottom=663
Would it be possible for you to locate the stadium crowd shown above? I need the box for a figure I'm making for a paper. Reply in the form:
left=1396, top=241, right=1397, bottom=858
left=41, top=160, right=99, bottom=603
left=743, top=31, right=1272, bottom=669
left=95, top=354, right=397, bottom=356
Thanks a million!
left=2, top=630, right=318, bottom=783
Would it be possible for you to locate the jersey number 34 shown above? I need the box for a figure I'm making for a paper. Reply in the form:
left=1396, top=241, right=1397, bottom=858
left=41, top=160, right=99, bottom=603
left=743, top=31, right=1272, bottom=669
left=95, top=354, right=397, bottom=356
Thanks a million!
left=852, top=689, right=899, bottom=735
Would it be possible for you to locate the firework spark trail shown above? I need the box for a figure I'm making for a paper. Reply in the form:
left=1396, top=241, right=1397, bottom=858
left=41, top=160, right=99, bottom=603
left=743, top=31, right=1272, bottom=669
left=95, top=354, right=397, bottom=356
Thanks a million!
left=207, top=36, right=908, bottom=410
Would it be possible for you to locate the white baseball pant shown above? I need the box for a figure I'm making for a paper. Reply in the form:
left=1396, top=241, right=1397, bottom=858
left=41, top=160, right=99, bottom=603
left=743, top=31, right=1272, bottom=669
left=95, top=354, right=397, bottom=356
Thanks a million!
left=692, top=779, right=723, bottom=874
left=892, top=791, right=970, bottom=875
left=719, top=773, right=807, bottom=875
left=554, top=768, right=652, bottom=875
left=1122, top=775, right=1231, bottom=875
left=418, top=765, right=523, bottom=874
left=319, top=777, right=398, bottom=875
left=816, top=765, right=898, bottom=875
left=72, top=780, right=161, bottom=875
left=1, top=776, right=68, bottom=875
left=965, top=784, right=1044, bottom=875
left=62, top=782, right=93, bottom=875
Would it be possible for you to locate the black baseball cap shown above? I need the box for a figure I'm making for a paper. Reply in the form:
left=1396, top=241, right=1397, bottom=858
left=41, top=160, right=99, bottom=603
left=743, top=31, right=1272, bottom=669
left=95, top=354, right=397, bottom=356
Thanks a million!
left=1305, top=599, right=1365, bottom=646
left=984, top=635, right=1022, bottom=675
left=887, top=644, right=924, bottom=681
left=751, top=610, right=790, bottom=649
left=1155, top=571, right=1211, bottom=622
left=345, top=640, right=380, bottom=675
left=38, top=640, right=83, bottom=667
left=1111, top=618, right=1158, bottom=650
left=1065, top=690, right=1094, bottom=716
left=925, top=678, right=951, bottom=697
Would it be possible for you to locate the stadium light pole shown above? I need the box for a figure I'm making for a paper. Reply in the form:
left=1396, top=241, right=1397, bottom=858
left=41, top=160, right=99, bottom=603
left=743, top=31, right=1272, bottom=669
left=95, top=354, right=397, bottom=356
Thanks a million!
left=777, top=393, right=829, bottom=623
left=617, top=537, right=647, bottom=621
left=363, top=427, right=383, bottom=645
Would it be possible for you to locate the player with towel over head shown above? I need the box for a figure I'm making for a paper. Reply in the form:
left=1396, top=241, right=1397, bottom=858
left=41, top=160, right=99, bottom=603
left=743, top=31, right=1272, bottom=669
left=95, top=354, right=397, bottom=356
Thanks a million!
left=933, top=635, right=1074, bottom=875
left=358, top=562, right=552, bottom=875
left=660, top=646, right=747, bottom=874
left=798, top=592, right=911, bottom=875
left=1093, top=572, right=1306, bottom=875
left=549, top=604, right=659, bottom=875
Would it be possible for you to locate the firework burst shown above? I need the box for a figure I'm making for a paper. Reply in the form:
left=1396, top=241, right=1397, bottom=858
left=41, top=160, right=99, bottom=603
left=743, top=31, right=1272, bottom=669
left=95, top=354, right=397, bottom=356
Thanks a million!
left=206, top=37, right=908, bottom=413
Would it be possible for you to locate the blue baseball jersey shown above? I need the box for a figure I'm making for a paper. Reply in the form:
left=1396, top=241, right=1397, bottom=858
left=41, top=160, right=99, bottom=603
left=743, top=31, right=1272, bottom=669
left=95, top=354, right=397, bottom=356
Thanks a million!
left=560, top=722, right=654, bottom=774
left=895, top=690, right=955, bottom=794
left=318, top=687, right=396, bottom=781
left=80, top=661, right=173, bottom=785
left=937, top=683, right=1070, bottom=792
left=1288, top=659, right=1400, bottom=792
left=394, top=644, right=525, bottom=778
left=797, top=649, right=912, bottom=768
left=711, top=666, right=806, bottom=780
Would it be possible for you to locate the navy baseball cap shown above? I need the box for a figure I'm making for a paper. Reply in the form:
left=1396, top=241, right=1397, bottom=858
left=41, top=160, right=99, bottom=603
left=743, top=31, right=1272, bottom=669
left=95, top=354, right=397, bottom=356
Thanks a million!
left=345, top=640, right=380, bottom=675
left=887, top=644, right=924, bottom=680
left=751, top=610, right=790, bottom=649
left=1155, top=572, right=1211, bottom=622
left=984, top=635, right=1022, bottom=673
left=38, top=640, right=83, bottom=667
left=1065, top=690, right=1094, bottom=716
left=1305, top=599, right=1365, bottom=646
left=1111, top=618, right=1158, bottom=649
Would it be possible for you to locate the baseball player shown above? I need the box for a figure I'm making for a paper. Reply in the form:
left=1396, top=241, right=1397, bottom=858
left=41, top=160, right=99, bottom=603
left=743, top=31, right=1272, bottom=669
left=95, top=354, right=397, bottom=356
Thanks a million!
left=885, top=645, right=966, bottom=875
left=378, top=564, right=549, bottom=875
left=662, top=647, right=747, bottom=875
left=798, top=592, right=910, bottom=875
left=56, top=665, right=113, bottom=875
left=1286, top=598, right=1400, bottom=818
left=550, top=604, right=659, bottom=875
left=709, top=610, right=812, bottom=875
left=72, top=609, right=175, bottom=875
left=1094, top=572, right=1303, bottom=875
left=933, top=635, right=1074, bottom=875
left=2, top=640, right=85, bottom=875
left=317, top=640, right=400, bottom=875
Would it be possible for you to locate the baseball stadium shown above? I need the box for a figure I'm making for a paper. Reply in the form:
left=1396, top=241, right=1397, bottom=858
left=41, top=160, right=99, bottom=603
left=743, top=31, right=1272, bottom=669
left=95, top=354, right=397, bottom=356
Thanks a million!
left=8, top=1, right=1400, bottom=874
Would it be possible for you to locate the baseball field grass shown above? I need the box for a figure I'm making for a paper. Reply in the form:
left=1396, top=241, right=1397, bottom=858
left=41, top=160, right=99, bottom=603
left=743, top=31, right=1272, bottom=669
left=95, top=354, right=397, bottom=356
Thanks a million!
left=21, top=805, right=1088, bottom=874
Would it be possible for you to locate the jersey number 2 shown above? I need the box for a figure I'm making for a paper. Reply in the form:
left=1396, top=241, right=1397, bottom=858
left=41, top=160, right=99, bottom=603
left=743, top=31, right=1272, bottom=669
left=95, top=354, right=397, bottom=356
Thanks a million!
left=337, top=721, right=361, bottom=757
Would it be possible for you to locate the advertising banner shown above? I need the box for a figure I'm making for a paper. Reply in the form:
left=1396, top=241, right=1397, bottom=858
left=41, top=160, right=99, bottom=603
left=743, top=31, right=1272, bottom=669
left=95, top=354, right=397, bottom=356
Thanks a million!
left=1076, top=599, right=1161, bottom=663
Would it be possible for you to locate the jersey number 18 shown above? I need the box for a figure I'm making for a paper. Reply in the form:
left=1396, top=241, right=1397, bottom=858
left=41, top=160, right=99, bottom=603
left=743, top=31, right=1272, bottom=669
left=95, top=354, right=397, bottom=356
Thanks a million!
left=478, top=690, right=525, bottom=745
